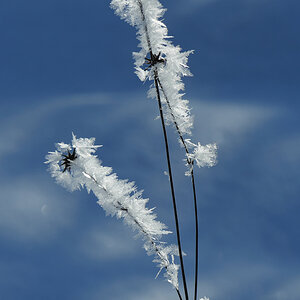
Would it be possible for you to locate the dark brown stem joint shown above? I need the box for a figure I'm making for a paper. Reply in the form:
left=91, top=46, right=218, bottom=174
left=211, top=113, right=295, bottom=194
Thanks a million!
left=144, top=52, right=165, bottom=71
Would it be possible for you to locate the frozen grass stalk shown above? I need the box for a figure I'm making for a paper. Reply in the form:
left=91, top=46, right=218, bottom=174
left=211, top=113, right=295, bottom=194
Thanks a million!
left=45, top=134, right=182, bottom=296
left=110, top=0, right=217, bottom=299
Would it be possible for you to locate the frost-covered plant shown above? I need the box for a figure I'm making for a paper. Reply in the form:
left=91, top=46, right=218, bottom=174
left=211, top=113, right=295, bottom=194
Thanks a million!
left=185, top=139, right=218, bottom=174
left=45, top=134, right=181, bottom=293
left=112, top=0, right=194, bottom=137
left=46, top=0, right=217, bottom=299
left=110, top=1, right=217, bottom=300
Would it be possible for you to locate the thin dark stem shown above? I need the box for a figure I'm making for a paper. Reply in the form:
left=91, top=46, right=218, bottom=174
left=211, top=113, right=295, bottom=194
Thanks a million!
left=137, top=0, right=153, bottom=53
left=137, top=1, right=189, bottom=298
left=190, top=168, right=199, bottom=300
left=177, top=288, right=183, bottom=300
left=154, top=70, right=189, bottom=300
left=157, top=77, right=199, bottom=300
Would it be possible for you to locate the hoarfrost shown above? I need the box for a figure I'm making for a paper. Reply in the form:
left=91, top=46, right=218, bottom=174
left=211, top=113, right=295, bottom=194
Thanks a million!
left=185, top=139, right=218, bottom=171
left=110, top=0, right=194, bottom=136
left=45, top=134, right=180, bottom=290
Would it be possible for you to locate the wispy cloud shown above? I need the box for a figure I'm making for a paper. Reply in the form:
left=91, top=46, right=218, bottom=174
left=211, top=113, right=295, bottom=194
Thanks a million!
left=0, top=93, right=109, bottom=160
left=172, top=0, right=271, bottom=14
left=266, top=276, right=300, bottom=300
left=0, top=91, right=278, bottom=161
left=84, top=277, right=175, bottom=300
left=81, top=261, right=278, bottom=300
left=0, top=175, right=78, bottom=242
left=78, top=225, right=140, bottom=262
left=192, top=100, right=279, bottom=145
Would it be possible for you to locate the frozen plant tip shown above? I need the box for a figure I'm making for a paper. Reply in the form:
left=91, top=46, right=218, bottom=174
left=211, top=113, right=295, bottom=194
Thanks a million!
left=185, top=140, right=218, bottom=175
left=110, top=0, right=194, bottom=136
left=144, top=51, right=165, bottom=71
left=45, top=134, right=181, bottom=293
left=110, top=0, right=217, bottom=166
left=61, top=148, right=77, bottom=173
left=190, top=142, right=217, bottom=168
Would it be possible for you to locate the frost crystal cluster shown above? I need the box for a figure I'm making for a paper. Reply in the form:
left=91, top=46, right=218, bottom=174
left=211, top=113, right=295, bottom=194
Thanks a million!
left=186, top=139, right=218, bottom=168
left=111, top=0, right=193, bottom=136
left=110, top=0, right=217, bottom=172
left=45, top=134, right=180, bottom=290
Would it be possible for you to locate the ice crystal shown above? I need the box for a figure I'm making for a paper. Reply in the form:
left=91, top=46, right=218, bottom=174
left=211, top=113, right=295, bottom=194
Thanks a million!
left=184, top=139, right=218, bottom=175
left=45, top=134, right=179, bottom=289
left=110, top=0, right=194, bottom=136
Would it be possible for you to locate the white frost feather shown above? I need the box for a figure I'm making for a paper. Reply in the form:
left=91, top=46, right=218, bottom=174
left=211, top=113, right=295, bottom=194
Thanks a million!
left=45, top=134, right=179, bottom=290
left=110, top=0, right=217, bottom=171
left=110, top=0, right=194, bottom=136
left=185, top=139, right=217, bottom=175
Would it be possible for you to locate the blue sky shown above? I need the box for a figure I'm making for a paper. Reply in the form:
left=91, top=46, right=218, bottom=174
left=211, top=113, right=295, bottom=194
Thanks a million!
left=0, top=0, right=299, bottom=299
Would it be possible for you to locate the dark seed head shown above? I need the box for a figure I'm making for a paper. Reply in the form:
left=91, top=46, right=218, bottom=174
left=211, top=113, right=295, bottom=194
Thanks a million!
left=144, top=52, right=165, bottom=70
left=60, top=148, right=77, bottom=173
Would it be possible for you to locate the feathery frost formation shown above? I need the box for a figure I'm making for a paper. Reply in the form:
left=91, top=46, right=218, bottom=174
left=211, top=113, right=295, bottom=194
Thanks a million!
left=110, top=0, right=193, bottom=136
left=110, top=0, right=217, bottom=172
left=45, top=134, right=180, bottom=290
left=186, top=139, right=218, bottom=169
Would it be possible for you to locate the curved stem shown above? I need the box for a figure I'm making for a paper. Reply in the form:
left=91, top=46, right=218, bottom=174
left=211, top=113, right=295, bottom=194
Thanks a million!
left=154, top=70, right=189, bottom=300
left=190, top=168, right=199, bottom=300
left=137, top=1, right=190, bottom=298
left=177, top=289, right=183, bottom=300
left=157, top=77, right=199, bottom=300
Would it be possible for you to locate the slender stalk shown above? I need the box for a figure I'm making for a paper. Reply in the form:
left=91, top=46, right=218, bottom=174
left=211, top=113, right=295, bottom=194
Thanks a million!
left=177, top=289, right=183, bottom=300
left=136, top=1, right=189, bottom=298
left=157, top=78, right=199, bottom=300
left=154, top=70, right=189, bottom=300
left=190, top=168, right=199, bottom=300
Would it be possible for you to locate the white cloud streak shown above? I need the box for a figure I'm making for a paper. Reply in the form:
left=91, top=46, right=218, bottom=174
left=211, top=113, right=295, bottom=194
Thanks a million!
left=192, top=100, right=279, bottom=145
left=0, top=93, right=109, bottom=160
left=266, top=276, right=300, bottom=300
left=0, top=175, right=78, bottom=242
left=78, top=225, right=140, bottom=262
